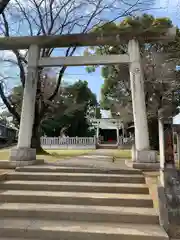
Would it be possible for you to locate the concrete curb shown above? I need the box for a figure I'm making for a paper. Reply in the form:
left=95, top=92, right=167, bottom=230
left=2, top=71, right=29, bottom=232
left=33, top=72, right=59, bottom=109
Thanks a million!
left=0, top=159, right=44, bottom=169
left=125, top=160, right=160, bottom=171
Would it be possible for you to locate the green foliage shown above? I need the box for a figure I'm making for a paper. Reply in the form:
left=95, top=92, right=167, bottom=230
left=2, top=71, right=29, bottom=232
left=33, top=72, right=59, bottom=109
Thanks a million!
left=85, top=14, right=176, bottom=115
left=119, top=15, right=172, bottom=31
left=90, top=14, right=172, bottom=37
left=95, top=107, right=101, bottom=118
left=164, top=28, right=180, bottom=62
left=86, top=66, right=96, bottom=73
left=9, top=80, right=98, bottom=137
left=9, top=85, right=23, bottom=111
left=92, top=22, right=118, bottom=34
left=85, top=14, right=178, bottom=149
left=85, top=14, right=172, bottom=75
left=41, top=80, right=97, bottom=137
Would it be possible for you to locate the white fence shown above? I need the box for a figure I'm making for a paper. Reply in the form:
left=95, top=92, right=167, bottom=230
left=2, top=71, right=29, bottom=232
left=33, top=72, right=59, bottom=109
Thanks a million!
left=119, top=136, right=134, bottom=145
left=41, top=136, right=96, bottom=149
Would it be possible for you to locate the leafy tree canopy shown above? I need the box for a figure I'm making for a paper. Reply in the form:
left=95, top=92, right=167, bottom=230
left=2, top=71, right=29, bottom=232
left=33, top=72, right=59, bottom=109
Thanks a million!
left=85, top=14, right=179, bottom=150
left=92, top=14, right=172, bottom=34
left=85, top=14, right=179, bottom=122
left=7, top=79, right=98, bottom=138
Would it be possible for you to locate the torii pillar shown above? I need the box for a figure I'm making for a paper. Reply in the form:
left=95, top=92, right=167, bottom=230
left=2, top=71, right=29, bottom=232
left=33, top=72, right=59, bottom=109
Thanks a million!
left=10, top=45, right=40, bottom=165
left=128, top=39, right=158, bottom=169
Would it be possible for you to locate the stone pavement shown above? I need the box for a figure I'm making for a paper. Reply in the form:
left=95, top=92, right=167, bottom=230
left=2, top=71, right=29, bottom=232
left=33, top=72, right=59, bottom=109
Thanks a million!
left=45, top=149, right=129, bottom=169
left=85, top=149, right=118, bottom=156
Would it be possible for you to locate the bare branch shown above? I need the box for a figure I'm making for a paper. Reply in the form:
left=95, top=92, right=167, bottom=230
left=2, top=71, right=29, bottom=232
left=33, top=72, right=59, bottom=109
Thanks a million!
left=1, top=12, right=27, bottom=86
left=31, top=0, right=46, bottom=35
left=0, top=0, right=157, bottom=124
left=14, top=0, right=33, bottom=36
left=0, top=81, right=20, bottom=123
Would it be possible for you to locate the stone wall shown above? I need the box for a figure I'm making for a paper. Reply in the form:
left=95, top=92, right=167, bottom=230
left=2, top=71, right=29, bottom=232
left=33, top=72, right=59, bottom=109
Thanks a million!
left=158, top=168, right=180, bottom=238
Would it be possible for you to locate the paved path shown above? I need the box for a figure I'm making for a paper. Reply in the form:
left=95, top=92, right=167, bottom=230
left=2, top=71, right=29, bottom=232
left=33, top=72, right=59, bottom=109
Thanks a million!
left=86, top=149, right=118, bottom=156
left=45, top=149, right=131, bottom=170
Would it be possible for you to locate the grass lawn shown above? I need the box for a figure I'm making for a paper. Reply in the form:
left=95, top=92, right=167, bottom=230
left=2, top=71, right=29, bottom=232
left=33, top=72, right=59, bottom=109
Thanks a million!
left=113, top=150, right=131, bottom=159
left=0, top=149, right=93, bottom=161
left=0, top=148, right=132, bottom=161
left=0, top=150, right=11, bottom=160
left=38, top=149, right=93, bottom=161
left=176, top=160, right=180, bottom=169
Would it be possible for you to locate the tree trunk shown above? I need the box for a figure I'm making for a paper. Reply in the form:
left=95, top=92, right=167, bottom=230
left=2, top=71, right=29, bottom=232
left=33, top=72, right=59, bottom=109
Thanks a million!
left=31, top=97, right=47, bottom=154
left=31, top=119, right=48, bottom=155
left=148, top=116, right=159, bottom=151
left=31, top=123, right=43, bottom=153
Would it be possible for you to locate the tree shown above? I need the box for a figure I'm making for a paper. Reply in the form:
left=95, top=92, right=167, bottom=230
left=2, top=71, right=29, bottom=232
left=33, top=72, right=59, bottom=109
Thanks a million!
left=0, top=0, right=156, bottom=152
left=39, top=80, right=97, bottom=137
left=9, top=79, right=97, bottom=139
left=85, top=14, right=179, bottom=149
left=0, top=0, right=10, bottom=14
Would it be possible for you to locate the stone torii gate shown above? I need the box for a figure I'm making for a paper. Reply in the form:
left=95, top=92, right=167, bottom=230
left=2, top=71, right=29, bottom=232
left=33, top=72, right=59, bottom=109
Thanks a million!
left=0, top=28, right=174, bottom=167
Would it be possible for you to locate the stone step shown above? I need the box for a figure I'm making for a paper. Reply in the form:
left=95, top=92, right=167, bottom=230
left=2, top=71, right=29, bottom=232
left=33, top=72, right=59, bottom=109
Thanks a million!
left=0, top=190, right=153, bottom=207
left=7, top=172, right=145, bottom=183
left=16, top=166, right=141, bottom=175
left=0, top=239, right=37, bottom=240
left=97, top=144, right=118, bottom=149
left=0, top=180, right=149, bottom=194
left=0, top=239, right=39, bottom=240
left=0, top=218, right=168, bottom=240
left=0, top=203, right=159, bottom=224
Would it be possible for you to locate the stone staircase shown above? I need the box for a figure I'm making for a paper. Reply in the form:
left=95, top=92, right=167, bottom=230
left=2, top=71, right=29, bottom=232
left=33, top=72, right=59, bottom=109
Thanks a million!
left=97, top=144, right=118, bottom=149
left=0, top=165, right=168, bottom=240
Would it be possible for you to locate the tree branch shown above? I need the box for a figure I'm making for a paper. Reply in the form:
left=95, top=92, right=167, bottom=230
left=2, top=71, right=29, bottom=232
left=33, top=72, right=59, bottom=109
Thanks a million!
left=1, top=12, right=26, bottom=87
left=0, top=0, right=10, bottom=14
left=0, top=82, right=20, bottom=123
left=31, top=0, right=46, bottom=35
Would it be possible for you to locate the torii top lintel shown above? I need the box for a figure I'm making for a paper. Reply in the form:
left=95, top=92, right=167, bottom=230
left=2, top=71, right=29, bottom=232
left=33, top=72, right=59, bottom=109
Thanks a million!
left=0, top=27, right=176, bottom=50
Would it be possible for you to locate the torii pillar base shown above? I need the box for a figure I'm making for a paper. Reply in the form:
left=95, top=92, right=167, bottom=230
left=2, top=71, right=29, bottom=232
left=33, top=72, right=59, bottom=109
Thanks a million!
left=9, top=147, right=40, bottom=166
left=132, top=149, right=159, bottom=170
